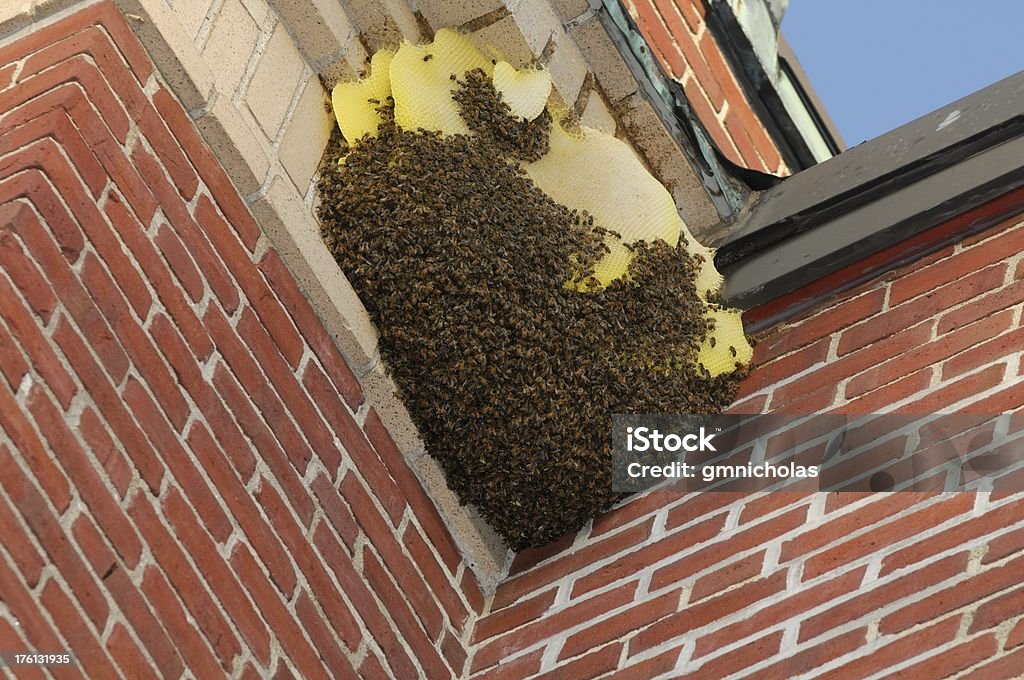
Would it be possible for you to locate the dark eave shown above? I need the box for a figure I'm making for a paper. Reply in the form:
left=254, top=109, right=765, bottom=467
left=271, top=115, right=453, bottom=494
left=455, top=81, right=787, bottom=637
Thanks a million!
left=714, top=70, right=1024, bottom=330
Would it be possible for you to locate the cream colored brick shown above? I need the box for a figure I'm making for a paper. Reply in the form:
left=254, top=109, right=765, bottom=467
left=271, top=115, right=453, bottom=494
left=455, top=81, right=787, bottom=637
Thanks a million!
left=250, top=175, right=380, bottom=373
left=274, top=0, right=355, bottom=71
left=546, top=31, right=588, bottom=104
left=279, top=77, right=332, bottom=193
left=616, top=93, right=721, bottom=236
left=245, top=23, right=305, bottom=139
left=339, top=0, right=422, bottom=51
left=509, top=0, right=560, bottom=55
left=416, top=0, right=503, bottom=30
left=193, top=91, right=270, bottom=195
left=580, top=89, right=615, bottom=133
left=471, top=16, right=533, bottom=67
left=169, top=0, right=214, bottom=40
left=569, top=15, right=638, bottom=104
left=238, top=0, right=269, bottom=25
left=202, top=0, right=258, bottom=96
left=552, top=0, right=592, bottom=22
left=115, top=0, right=216, bottom=109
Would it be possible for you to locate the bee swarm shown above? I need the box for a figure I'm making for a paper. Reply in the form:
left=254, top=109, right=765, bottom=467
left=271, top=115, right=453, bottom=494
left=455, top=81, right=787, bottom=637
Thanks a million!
left=317, top=76, right=745, bottom=550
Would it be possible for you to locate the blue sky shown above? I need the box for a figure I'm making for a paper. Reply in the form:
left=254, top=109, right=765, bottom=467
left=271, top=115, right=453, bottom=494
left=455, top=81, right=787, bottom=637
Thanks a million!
left=782, top=1, right=1024, bottom=146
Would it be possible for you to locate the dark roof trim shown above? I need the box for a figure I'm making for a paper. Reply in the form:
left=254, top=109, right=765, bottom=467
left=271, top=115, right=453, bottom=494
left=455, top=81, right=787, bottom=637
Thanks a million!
left=704, top=1, right=843, bottom=171
left=715, top=70, right=1024, bottom=326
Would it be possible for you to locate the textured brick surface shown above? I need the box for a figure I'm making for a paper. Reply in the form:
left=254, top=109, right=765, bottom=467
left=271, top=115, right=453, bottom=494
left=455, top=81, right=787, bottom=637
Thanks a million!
left=467, top=213, right=1024, bottom=677
left=0, top=4, right=478, bottom=677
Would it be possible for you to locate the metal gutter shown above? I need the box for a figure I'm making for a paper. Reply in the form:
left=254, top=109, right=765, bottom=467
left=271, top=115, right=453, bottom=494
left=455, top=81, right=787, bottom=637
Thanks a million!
left=714, top=70, right=1024, bottom=323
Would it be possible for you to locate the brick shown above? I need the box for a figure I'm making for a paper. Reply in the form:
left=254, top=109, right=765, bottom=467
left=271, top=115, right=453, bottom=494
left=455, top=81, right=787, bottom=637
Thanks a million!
left=0, top=384, right=71, bottom=513
left=162, top=487, right=272, bottom=665
left=364, top=409, right=461, bottom=570
left=137, top=101, right=200, bottom=200
left=202, top=0, right=259, bottom=93
left=690, top=549, right=766, bottom=601
left=969, top=582, right=1024, bottom=633
left=881, top=553, right=1024, bottom=635
left=103, top=195, right=213, bottom=359
left=78, top=407, right=131, bottom=498
left=891, top=634, right=998, bottom=680
left=560, top=590, right=679, bottom=660
left=606, top=646, right=680, bottom=679
left=541, top=642, right=622, bottom=679
left=403, top=523, right=470, bottom=631
left=818, top=616, right=960, bottom=680
left=0, top=54, right=129, bottom=142
left=340, top=473, right=443, bottom=638
left=461, top=568, right=485, bottom=615
left=121, top=378, right=232, bottom=539
left=804, top=494, right=973, bottom=580
left=0, top=556, right=67, bottom=667
left=155, top=223, right=204, bottom=302
left=960, top=644, right=1024, bottom=680
left=0, top=444, right=109, bottom=627
left=310, top=474, right=359, bottom=549
left=648, top=507, right=806, bottom=593
left=846, top=310, right=1012, bottom=399
left=799, top=552, right=968, bottom=642
left=362, top=547, right=449, bottom=677
left=0, top=217, right=58, bottom=323
left=838, top=368, right=934, bottom=415
left=70, top=515, right=183, bottom=677
left=204, top=306, right=313, bottom=474
left=39, top=580, right=118, bottom=679
left=357, top=652, right=390, bottom=680
left=0, top=478, right=45, bottom=586
left=984, top=524, right=1024, bottom=564
left=254, top=479, right=361, bottom=649
left=472, top=582, right=638, bottom=673
left=302, top=368, right=405, bottom=522
left=943, top=325, right=1024, bottom=380
left=937, top=278, right=1024, bottom=335
left=1008, top=618, right=1024, bottom=650
left=139, top=567, right=231, bottom=675
left=965, top=379, right=1024, bottom=415
left=681, top=73, right=738, bottom=161
left=106, top=624, right=160, bottom=680
left=694, top=631, right=782, bottom=678
left=472, top=649, right=543, bottom=680
left=236, top=307, right=339, bottom=465
left=781, top=494, right=924, bottom=563
left=756, top=290, right=885, bottom=365
left=0, top=321, right=28, bottom=391
left=474, top=588, right=557, bottom=643
left=312, top=525, right=418, bottom=679
left=695, top=566, right=864, bottom=658
left=0, top=271, right=76, bottom=408
left=8, top=191, right=129, bottom=381
left=196, top=196, right=305, bottom=366
left=295, top=591, right=359, bottom=678
left=133, top=149, right=241, bottom=314
left=630, top=571, right=787, bottom=655
left=187, top=423, right=297, bottom=596
left=573, top=513, right=725, bottom=598
left=882, top=499, right=1024, bottom=575
left=589, top=493, right=673, bottom=540
left=246, top=23, right=305, bottom=138
left=211, top=365, right=312, bottom=524
left=747, top=628, right=865, bottom=680
left=493, top=519, right=651, bottom=610
left=901, top=364, right=1005, bottom=414
left=27, top=387, right=141, bottom=567
left=740, top=337, right=831, bottom=397
left=152, top=87, right=262, bottom=250
left=259, top=248, right=362, bottom=408
left=128, top=495, right=241, bottom=664
left=841, top=265, right=1005, bottom=354
left=0, top=108, right=104, bottom=198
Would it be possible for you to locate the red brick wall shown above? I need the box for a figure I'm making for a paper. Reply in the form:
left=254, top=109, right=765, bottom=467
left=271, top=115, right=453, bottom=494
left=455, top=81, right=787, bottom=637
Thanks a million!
left=466, top=214, right=1024, bottom=677
left=626, top=0, right=787, bottom=175
left=0, top=4, right=479, bottom=677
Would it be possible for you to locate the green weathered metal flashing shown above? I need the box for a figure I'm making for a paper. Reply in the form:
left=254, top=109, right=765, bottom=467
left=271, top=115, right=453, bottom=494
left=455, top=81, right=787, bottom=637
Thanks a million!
left=595, top=0, right=748, bottom=216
